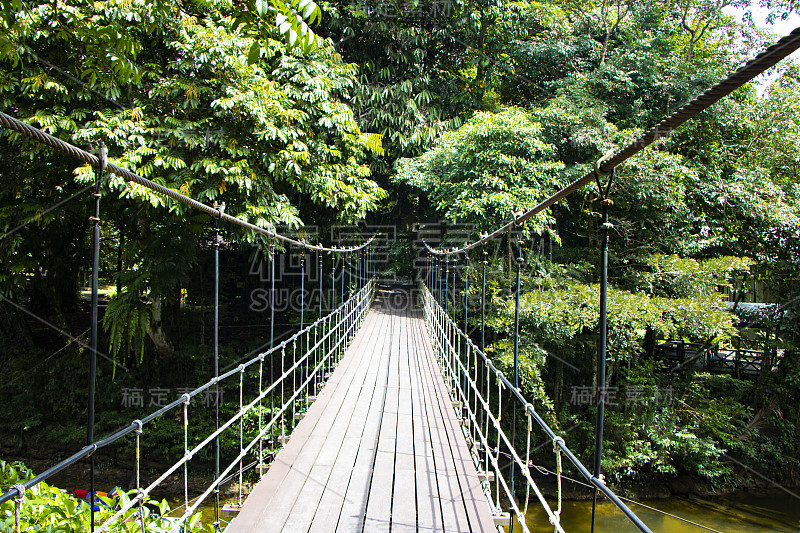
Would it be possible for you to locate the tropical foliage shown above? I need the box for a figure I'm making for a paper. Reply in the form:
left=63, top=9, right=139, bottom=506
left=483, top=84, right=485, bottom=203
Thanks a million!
left=0, top=460, right=204, bottom=532
left=1, top=0, right=800, bottom=505
left=1, top=0, right=384, bottom=361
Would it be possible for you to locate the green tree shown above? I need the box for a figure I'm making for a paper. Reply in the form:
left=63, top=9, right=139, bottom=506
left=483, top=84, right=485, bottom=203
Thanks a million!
left=395, top=107, right=566, bottom=235
left=0, top=0, right=385, bottom=361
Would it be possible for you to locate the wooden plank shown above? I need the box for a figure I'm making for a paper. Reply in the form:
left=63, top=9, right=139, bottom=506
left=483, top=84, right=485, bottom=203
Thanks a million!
left=411, top=406, right=441, bottom=531
left=407, top=308, right=446, bottom=533
left=247, top=434, right=327, bottom=533
left=333, top=294, right=397, bottom=533
left=278, top=311, right=394, bottom=532
left=391, top=306, right=419, bottom=533
left=308, top=307, right=394, bottom=533
left=227, top=289, right=498, bottom=533
left=413, top=315, right=475, bottom=532
left=413, top=313, right=497, bottom=533
left=359, top=295, right=403, bottom=533
left=226, top=306, right=384, bottom=532
left=405, top=311, right=455, bottom=531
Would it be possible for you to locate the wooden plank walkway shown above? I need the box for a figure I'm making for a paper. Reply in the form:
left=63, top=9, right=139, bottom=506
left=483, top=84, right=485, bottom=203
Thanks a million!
left=225, top=287, right=497, bottom=533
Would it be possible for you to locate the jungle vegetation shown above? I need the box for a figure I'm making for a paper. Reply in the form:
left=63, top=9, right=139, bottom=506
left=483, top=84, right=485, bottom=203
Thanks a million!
left=1, top=0, right=799, bottom=517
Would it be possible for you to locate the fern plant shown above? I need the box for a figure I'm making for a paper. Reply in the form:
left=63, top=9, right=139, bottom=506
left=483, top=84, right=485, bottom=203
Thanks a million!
left=102, top=296, right=151, bottom=366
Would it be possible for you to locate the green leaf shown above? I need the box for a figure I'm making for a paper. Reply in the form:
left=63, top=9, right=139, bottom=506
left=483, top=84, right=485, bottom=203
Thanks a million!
left=247, top=41, right=261, bottom=65
left=255, top=0, right=269, bottom=17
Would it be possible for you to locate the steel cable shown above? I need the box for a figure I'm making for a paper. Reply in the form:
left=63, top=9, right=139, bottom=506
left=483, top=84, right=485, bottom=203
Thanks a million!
left=0, top=110, right=374, bottom=253
left=424, top=27, right=800, bottom=256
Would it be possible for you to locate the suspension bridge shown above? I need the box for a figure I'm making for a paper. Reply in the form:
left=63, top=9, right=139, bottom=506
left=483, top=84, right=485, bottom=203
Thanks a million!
left=1, top=26, right=800, bottom=533
left=226, top=288, right=496, bottom=533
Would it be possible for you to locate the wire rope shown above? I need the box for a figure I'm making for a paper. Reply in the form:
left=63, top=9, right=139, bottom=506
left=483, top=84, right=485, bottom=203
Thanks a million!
left=0, top=110, right=375, bottom=254
left=423, top=27, right=800, bottom=256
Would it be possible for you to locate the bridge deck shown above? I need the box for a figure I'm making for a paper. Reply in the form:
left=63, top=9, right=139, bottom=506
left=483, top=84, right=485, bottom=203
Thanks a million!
left=225, top=288, right=496, bottom=532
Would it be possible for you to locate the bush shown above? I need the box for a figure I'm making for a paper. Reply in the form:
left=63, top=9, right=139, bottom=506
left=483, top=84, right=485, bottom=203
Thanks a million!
left=0, top=460, right=206, bottom=532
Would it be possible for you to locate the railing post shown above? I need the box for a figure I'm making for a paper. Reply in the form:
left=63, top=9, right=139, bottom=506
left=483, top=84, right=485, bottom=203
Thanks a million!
left=510, top=225, right=524, bottom=533
left=591, top=168, right=615, bottom=533
left=434, top=256, right=438, bottom=302
left=428, top=253, right=434, bottom=294
left=432, top=256, right=436, bottom=301
left=341, top=251, right=345, bottom=304
left=354, top=249, right=359, bottom=292
left=182, top=395, right=190, bottom=528
left=444, top=257, right=449, bottom=318
left=87, top=141, right=105, bottom=532
left=238, top=365, right=244, bottom=506
left=440, top=256, right=444, bottom=307
left=319, top=251, right=323, bottom=317
left=464, top=254, right=469, bottom=338
left=430, top=254, right=434, bottom=292
left=134, top=420, right=145, bottom=533
left=478, top=242, right=487, bottom=445
left=451, top=256, right=456, bottom=322
left=270, top=243, right=276, bottom=455
left=426, top=254, right=430, bottom=291
left=300, top=247, right=306, bottom=332
left=292, top=341, right=297, bottom=429
left=258, top=353, right=264, bottom=475
left=332, top=249, right=337, bottom=310
left=279, top=346, right=286, bottom=444
left=481, top=241, right=487, bottom=353
left=212, top=201, right=225, bottom=530
left=300, top=248, right=307, bottom=395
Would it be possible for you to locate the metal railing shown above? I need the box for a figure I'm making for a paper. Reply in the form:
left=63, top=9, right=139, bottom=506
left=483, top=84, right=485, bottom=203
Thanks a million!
left=1, top=278, right=376, bottom=532
left=420, top=281, right=651, bottom=533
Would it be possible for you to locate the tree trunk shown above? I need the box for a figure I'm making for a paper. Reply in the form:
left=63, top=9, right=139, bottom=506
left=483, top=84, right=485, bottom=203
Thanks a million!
left=147, top=297, right=174, bottom=361
left=601, top=30, right=610, bottom=64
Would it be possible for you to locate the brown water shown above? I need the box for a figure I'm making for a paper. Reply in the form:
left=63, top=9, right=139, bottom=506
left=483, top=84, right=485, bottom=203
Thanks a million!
left=174, top=488, right=800, bottom=531
left=163, top=495, right=242, bottom=531
left=521, top=489, right=800, bottom=532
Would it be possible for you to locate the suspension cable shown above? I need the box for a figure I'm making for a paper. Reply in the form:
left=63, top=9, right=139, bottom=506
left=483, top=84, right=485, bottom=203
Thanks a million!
left=0, top=110, right=375, bottom=254
left=422, top=27, right=800, bottom=256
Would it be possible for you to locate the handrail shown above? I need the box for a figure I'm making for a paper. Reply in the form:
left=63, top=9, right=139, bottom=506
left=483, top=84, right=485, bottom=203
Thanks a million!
left=420, top=281, right=652, bottom=532
left=0, top=280, right=376, bottom=509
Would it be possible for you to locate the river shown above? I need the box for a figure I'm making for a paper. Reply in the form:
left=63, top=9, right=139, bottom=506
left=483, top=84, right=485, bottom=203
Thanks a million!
left=173, top=488, right=800, bottom=531
left=520, top=489, right=800, bottom=532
